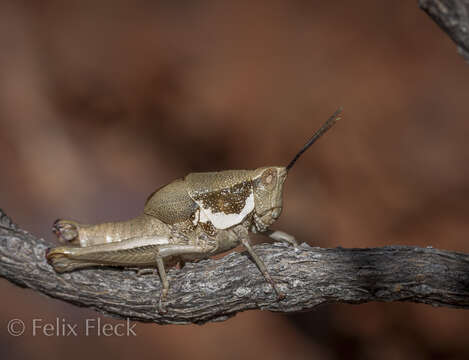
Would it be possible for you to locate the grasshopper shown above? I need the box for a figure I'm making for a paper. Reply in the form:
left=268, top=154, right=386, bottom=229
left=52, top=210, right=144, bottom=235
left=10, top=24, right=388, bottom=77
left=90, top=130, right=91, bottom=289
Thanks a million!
left=46, top=108, right=342, bottom=310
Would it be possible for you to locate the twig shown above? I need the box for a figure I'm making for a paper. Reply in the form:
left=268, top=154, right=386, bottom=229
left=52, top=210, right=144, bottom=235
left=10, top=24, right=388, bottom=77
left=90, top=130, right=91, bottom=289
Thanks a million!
left=420, top=0, right=469, bottom=61
left=1, top=208, right=468, bottom=325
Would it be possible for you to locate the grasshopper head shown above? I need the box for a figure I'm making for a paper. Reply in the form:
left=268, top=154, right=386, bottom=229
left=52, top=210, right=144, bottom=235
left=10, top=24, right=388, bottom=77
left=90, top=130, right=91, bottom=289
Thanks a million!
left=250, top=107, right=342, bottom=232
left=252, top=166, right=288, bottom=230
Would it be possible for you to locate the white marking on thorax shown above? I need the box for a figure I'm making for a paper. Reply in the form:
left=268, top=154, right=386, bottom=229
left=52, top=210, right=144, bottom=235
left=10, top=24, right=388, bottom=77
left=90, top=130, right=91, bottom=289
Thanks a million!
left=198, top=191, right=254, bottom=229
left=192, top=209, right=200, bottom=225
left=105, top=235, right=113, bottom=243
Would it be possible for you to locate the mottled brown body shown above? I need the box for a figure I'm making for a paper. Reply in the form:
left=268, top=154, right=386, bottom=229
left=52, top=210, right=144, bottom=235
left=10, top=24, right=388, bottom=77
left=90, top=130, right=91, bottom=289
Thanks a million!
left=46, top=108, right=342, bottom=311
left=47, top=167, right=291, bottom=310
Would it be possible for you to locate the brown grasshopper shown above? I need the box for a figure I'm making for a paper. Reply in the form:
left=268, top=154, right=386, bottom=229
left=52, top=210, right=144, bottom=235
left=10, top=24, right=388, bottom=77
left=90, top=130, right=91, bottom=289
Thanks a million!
left=46, top=107, right=342, bottom=310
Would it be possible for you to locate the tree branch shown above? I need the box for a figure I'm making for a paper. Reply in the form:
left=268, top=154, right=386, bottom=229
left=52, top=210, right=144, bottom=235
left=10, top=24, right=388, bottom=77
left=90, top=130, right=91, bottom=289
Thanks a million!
left=420, top=0, right=469, bottom=61
left=1, top=208, right=469, bottom=325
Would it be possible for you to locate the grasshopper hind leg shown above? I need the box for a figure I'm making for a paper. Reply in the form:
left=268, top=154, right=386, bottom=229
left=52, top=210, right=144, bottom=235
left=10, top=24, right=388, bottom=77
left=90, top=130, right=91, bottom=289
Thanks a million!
left=153, top=244, right=215, bottom=313
left=155, top=254, right=169, bottom=313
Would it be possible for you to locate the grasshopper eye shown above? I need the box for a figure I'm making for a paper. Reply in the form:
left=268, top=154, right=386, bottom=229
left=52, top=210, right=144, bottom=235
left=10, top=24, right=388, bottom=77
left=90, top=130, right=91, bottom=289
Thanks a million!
left=261, top=169, right=277, bottom=189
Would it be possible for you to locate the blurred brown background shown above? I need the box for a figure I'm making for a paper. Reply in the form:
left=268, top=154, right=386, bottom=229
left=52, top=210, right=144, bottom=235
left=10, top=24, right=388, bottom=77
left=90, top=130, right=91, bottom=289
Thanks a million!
left=1, top=1, right=469, bottom=359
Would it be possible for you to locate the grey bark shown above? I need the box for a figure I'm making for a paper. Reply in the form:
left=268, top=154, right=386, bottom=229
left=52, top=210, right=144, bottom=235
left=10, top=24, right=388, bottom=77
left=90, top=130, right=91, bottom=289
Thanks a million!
left=420, top=0, right=469, bottom=61
left=1, top=208, right=469, bottom=325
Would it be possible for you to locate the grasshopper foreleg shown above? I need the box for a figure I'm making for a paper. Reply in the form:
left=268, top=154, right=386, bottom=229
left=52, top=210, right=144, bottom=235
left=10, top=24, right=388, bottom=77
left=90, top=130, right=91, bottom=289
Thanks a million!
left=263, top=229, right=297, bottom=247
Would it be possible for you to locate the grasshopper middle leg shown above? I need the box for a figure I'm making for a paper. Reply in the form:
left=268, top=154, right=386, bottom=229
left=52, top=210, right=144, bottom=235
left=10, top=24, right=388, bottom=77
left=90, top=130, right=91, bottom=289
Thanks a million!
left=240, top=237, right=285, bottom=300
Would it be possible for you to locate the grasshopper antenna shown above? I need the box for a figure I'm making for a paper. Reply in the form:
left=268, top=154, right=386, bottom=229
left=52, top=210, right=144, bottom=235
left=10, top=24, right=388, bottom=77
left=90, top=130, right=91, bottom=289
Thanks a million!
left=286, top=106, right=343, bottom=171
